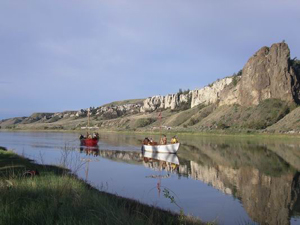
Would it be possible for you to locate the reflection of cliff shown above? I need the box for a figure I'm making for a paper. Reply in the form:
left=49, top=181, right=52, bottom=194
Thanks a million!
left=237, top=169, right=300, bottom=225
left=97, top=150, right=143, bottom=164
left=178, top=138, right=300, bottom=225
left=189, top=158, right=300, bottom=224
left=190, top=161, right=236, bottom=195
left=178, top=139, right=298, bottom=177
left=85, top=135, right=300, bottom=225
left=98, top=133, right=146, bottom=147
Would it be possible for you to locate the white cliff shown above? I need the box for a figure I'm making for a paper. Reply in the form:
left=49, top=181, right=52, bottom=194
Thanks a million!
left=139, top=77, right=233, bottom=112
left=140, top=93, right=190, bottom=112
left=191, top=77, right=233, bottom=108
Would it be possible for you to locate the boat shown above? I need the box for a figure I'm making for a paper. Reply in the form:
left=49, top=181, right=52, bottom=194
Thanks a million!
left=79, top=108, right=99, bottom=147
left=80, top=137, right=99, bottom=147
left=142, top=143, right=180, bottom=153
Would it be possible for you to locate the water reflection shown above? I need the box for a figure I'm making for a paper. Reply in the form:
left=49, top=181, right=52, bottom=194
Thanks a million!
left=80, top=145, right=100, bottom=157
left=2, top=131, right=300, bottom=224
left=78, top=139, right=300, bottom=225
left=176, top=140, right=300, bottom=225
left=142, top=152, right=179, bottom=198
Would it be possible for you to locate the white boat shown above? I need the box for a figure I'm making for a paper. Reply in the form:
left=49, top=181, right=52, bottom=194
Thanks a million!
left=142, top=143, right=180, bottom=153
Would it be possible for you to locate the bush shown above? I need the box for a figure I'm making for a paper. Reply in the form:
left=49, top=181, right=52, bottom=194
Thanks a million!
left=172, top=93, right=192, bottom=112
left=135, top=118, right=156, bottom=128
left=177, top=88, right=190, bottom=95
left=48, top=116, right=61, bottom=123
left=232, top=76, right=238, bottom=86
left=291, top=58, right=300, bottom=72
left=247, top=121, right=267, bottom=130
left=187, top=118, right=199, bottom=126
left=102, top=111, right=118, bottom=120
left=217, top=121, right=230, bottom=129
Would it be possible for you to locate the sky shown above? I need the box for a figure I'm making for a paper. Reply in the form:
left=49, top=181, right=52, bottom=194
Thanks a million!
left=0, top=0, right=300, bottom=119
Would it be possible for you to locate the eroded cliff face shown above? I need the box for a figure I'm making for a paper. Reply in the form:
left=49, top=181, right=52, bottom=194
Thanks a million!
left=140, top=77, right=234, bottom=112
left=140, top=93, right=190, bottom=112
left=191, top=77, right=233, bottom=107
left=140, top=42, right=300, bottom=111
left=95, top=103, right=141, bottom=119
left=236, top=43, right=300, bottom=106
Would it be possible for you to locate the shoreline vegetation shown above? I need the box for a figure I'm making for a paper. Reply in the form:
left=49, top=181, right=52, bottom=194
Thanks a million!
left=0, top=148, right=204, bottom=225
left=2, top=128, right=300, bottom=140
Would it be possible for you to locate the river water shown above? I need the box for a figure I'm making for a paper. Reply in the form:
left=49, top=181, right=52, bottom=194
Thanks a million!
left=1, top=131, right=300, bottom=225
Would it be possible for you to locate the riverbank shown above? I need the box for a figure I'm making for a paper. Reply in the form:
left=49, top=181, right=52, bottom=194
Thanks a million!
left=2, top=128, right=300, bottom=141
left=0, top=148, right=204, bottom=225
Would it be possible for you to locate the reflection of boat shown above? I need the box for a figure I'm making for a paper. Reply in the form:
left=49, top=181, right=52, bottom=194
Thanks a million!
left=143, top=151, right=180, bottom=197
left=142, top=143, right=180, bottom=153
left=142, top=151, right=180, bottom=175
left=143, top=151, right=179, bottom=165
left=80, top=146, right=100, bottom=156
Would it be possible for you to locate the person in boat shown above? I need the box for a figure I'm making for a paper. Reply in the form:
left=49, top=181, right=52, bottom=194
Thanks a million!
left=149, top=138, right=154, bottom=145
left=143, top=137, right=150, bottom=145
left=171, top=136, right=178, bottom=144
left=160, top=135, right=167, bottom=145
left=79, top=134, right=84, bottom=140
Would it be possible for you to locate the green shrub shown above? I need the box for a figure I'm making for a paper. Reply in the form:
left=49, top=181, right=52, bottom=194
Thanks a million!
left=135, top=118, right=156, bottom=128
left=232, top=76, right=238, bottom=86
left=177, top=88, right=190, bottom=95
left=217, top=121, right=230, bottom=129
left=48, top=116, right=61, bottom=123
left=188, top=118, right=199, bottom=126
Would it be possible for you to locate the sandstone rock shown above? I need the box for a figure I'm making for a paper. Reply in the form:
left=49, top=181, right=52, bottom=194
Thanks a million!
left=191, top=77, right=233, bottom=108
left=237, top=42, right=300, bottom=106
left=96, top=103, right=142, bottom=118
left=142, top=43, right=300, bottom=110
left=140, top=93, right=190, bottom=112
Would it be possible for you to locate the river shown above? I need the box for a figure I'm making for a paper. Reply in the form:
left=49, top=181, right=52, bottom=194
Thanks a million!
left=1, top=131, right=300, bottom=225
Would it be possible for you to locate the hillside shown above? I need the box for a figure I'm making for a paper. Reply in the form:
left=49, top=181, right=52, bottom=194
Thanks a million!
left=1, top=42, right=300, bottom=134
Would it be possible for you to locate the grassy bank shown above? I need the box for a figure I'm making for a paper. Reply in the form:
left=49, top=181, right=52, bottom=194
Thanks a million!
left=3, top=127, right=300, bottom=139
left=0, top=149, right=203, bottom=225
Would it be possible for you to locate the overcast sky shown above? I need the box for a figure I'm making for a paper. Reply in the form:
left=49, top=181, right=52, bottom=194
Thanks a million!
left=0, top=0, right=300, bottom=119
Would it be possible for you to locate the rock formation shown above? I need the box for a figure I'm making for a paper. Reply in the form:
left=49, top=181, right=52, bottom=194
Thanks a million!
left=140, top=42, right=300, bottom=110
left=236, top=42, right=300, bottom=106
left=191, top=77, right=233, bottom=107
left=140, top=93, right=190, bottom=112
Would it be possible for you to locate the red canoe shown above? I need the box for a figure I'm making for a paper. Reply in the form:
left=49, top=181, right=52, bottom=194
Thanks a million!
left=80, top=138, right=99, bottom=146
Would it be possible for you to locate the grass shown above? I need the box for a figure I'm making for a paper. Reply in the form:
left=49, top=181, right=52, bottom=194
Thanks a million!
left=0, top=149, right=204, bottom=225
